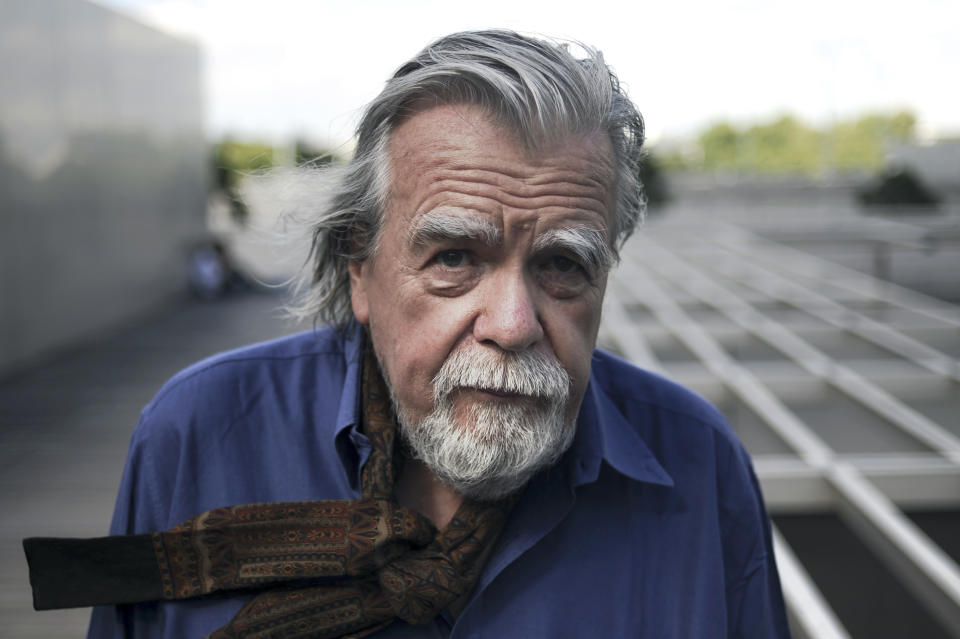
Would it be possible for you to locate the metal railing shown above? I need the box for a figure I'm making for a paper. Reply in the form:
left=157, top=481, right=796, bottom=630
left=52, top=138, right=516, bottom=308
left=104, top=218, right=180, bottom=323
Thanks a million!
left=602, top=220, right=960, bottom=639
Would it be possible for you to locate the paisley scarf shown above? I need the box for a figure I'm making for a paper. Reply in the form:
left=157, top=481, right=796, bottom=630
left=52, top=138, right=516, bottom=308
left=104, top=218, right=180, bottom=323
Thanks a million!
left=24, top=345, right=515, bottom=638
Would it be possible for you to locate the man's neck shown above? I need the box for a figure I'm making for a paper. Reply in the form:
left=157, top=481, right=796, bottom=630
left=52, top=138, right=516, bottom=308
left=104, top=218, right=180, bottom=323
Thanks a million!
left=395, top=459, right=464, bottom=529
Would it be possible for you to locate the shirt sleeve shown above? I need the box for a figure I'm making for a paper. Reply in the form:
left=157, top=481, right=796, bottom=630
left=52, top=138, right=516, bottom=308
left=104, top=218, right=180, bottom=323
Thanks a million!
left=85, top=402, right=246, bottom=639
left=722, top=444, right=793, bottom=638
left=87, top=407, right=171, bottom=639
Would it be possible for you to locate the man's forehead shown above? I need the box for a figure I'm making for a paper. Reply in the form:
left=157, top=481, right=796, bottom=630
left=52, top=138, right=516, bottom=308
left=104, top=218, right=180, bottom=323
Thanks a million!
left=384, top=104, right=617, bottom=233
left=388, top=103, right=616, bottom=176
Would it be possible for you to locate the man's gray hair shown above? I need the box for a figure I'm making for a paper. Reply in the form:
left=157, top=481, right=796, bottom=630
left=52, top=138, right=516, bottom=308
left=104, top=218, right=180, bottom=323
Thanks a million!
left=291, top=29, right=645, bottom=328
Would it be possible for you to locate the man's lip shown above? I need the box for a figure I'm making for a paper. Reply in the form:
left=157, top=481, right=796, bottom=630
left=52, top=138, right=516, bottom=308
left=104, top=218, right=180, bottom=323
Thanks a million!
left=460, top=387, right=529, bottom=400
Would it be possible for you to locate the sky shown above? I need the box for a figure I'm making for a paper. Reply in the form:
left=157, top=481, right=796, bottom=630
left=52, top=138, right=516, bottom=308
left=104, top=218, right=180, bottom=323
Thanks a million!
left=97, top=0, right=959, bottom=149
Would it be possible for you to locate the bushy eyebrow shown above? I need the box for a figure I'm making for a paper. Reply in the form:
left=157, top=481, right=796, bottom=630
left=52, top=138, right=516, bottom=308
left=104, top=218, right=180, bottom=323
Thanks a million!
left=408, top=208, right=502, bottom=249
left=533, top=226, right=616, bottom=271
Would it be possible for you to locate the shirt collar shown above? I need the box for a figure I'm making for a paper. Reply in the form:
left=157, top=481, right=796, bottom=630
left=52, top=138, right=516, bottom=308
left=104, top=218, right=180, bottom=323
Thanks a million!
left=334, top=322, right=366, bottom=431
left=567, top=373, right=674, bottom=489
left=332, top=322, right=370, bottom=492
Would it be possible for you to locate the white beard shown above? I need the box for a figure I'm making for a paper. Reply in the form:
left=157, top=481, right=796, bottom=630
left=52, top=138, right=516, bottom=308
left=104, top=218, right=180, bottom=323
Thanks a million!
left=384, top=345, right=575, bottom=501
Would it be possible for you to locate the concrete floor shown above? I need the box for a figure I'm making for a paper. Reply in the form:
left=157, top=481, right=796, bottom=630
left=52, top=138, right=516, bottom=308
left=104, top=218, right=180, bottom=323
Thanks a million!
left=0, top=291, right=305, bottom=638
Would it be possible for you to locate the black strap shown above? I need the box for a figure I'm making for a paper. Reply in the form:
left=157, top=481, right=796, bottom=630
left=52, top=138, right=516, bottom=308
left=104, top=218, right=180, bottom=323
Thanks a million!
left=23, top=535, right=162, bottom=610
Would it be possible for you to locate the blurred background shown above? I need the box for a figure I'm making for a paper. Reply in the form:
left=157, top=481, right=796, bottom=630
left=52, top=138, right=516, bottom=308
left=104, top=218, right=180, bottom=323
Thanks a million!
left=1, top=1, right=958, bottom=637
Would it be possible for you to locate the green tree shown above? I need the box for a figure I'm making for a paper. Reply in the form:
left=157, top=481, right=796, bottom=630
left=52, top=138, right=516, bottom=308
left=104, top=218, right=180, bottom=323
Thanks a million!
left=699, top=122, right=740, bottom=170
left=887, top=111, right=917, bottom=140
left=213, top=141, right=275, bottom=192
left=656, top=148, right=691, bottom=171
left=682, top=110, right=918, bottom=175
left=740, top=115, right=821, bottom=174
left=830, top=111, right=916, bottom=170
left=212, top=140, right=276, bottom=224
left=638, top=153, right=670, bottom=209
left=295, top=139, right=340, bottom=167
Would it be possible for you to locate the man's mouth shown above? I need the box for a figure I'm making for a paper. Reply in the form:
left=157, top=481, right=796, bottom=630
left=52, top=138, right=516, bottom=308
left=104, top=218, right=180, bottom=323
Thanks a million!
left=458, top=387, right=531, bottom=401
left=476, top=387, right=524, bottom=399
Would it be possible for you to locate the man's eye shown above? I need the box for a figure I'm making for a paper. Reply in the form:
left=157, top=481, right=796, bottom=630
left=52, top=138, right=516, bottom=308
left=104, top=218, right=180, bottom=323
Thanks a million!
left=537, top=255, right=591, bottom=298
left=547, top=256, right=579, bottom=273
left=436, top=250, right=470, bottom=268
left=542, top=255, right=587, bottom=275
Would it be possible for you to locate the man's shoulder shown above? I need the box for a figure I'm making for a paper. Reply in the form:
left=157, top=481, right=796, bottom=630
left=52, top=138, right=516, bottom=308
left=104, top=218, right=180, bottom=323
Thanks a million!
left=589, top=347, right=732, bottom=438
left=586, top=346, right=756, bottom=491
left=116, top=325, right=362, bottom=526
left=153, top=326, right=349, bottom=400
left=163, top=326, right=347, bottom=386
left=135, top=326, right=358, bottom=443
left=587, top=349, right=766, bottom=538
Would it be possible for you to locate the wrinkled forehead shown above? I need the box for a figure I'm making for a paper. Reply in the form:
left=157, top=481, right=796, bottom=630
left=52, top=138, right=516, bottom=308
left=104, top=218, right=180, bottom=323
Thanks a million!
left=384, top=103, right=618, bottom=221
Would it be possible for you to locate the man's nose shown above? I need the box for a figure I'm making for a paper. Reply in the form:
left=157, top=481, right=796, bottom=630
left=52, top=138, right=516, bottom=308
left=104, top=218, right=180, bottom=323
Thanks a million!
left=472, top=269, right=544, bottom=351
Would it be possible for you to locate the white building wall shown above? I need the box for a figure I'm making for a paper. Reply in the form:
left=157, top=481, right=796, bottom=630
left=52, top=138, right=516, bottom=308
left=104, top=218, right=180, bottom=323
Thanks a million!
left=0, top=0, right=207, bottom=377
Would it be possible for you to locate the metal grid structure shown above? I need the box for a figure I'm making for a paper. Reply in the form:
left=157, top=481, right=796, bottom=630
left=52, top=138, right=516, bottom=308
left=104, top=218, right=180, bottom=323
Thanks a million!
left=599, top=218, right=960, bottom=639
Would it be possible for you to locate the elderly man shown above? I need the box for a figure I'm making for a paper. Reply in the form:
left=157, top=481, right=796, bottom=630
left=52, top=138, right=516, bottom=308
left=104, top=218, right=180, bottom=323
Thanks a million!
left=30, top=29, right=789, bottom=638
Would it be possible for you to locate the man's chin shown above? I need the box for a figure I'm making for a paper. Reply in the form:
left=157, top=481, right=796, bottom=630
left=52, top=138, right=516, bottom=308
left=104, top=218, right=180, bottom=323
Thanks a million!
left=405, top=415, right=576, bottom=502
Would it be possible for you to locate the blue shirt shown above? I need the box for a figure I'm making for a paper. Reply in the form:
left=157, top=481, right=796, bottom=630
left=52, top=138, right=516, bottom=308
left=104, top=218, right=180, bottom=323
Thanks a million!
left=88, top=325, right=790, bottom=638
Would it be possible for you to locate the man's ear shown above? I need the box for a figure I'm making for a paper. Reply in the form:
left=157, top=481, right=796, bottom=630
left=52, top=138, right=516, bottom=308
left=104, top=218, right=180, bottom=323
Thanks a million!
left=347, top=259, right=370, bottom=325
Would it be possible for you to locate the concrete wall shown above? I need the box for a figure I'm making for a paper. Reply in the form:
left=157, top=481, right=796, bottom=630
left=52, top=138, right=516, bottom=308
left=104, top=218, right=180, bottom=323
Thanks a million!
left=0, top=0, right=207, bottom=377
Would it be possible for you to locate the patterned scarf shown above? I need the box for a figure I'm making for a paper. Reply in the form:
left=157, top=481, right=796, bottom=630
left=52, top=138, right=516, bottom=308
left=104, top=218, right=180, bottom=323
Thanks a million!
left=24, top=344, right=516, bottom=638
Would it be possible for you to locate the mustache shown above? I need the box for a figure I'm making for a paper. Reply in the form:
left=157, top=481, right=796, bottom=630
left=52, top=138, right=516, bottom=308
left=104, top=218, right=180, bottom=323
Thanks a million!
left=432, top=346, right=571, bottom=401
